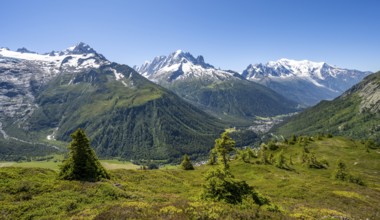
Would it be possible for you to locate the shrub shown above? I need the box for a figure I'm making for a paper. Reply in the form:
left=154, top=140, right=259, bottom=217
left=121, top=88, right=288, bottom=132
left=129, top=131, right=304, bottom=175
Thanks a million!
left=307, top=154, right=328, bottom=169
left=274, top=151, right=288, bottom=170
left=334, top=160, right=365, bottom=186
left=180, top=154, right=194, bottom=170
left=267, top=141, right=278, bottom=151
left=289, top=135, right=297, bottom=145
left=202, top=168, right=268, bottom=205
left=148, top=163, right=159, bottom=170
left=365, top=139, right=379, bottom=149
left=238, top=148, right=256, bottom=163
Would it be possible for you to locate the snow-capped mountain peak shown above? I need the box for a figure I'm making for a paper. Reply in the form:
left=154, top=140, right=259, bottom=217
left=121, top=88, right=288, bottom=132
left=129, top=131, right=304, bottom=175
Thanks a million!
left=173, top=49, right=183, bottom=57
left=244, top=58, right=349, bottom=81
left=64, top=42, right=98, bottom=55
left=0, top=43, right=108, bottom=72
left=16, top=47, right=37, bottom=54
left=134, top=50, right=234, bottom=82
left=242, top=59, right=371, bottom=106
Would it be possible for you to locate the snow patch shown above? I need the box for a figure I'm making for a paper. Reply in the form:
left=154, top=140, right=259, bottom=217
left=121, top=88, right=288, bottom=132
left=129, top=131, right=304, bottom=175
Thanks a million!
left=111, top=68, right=125, bottom=80
left=47, top=127, right=58, bottom=141
left=0, top=48, right=103, bottom=70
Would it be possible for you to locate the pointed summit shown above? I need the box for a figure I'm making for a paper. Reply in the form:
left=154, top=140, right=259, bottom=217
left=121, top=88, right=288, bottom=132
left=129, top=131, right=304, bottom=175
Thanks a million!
left=62, top=42, right=107, bottom=61
left=135, top=50, right=216, bottom=77
left=16, top=47, right=37, bottom=54
left=65, top=42, right=97, bottom=55
left=135, top=50, right=218, bottom=78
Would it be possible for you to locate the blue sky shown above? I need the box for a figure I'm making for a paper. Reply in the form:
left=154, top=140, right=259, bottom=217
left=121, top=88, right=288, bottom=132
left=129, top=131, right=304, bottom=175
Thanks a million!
left=1, top=0, right=379, bottom=72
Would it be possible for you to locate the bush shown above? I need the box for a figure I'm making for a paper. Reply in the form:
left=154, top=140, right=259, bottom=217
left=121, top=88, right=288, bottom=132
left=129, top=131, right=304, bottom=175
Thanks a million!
left=288, top=135, right=297, bottom=145
left=334, top=160, right=365, bottom=186
left=365, top=139, right=379, bottom=149
left=147, top=163, right=159, bottom=170
left=238, top=148, right=256, bottom=163
left=267, top=141, right=279, bottom=151
left=307, top=154, right=328, bottom=169
left=274, top=151, right=290, bottom=170
left=202, top=168, right=268, bottom=205
left=180, top=154, right=194, bottom=170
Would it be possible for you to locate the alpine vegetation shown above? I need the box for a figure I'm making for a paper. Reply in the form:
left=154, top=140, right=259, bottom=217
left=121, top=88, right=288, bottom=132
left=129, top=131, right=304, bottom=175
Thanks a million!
left=58, top=128, right=110, bottom=182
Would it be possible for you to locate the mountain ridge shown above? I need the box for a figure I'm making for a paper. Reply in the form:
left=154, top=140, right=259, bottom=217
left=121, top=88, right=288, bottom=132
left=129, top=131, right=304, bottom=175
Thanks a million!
left=274, top=71, right=380, bottom=142
left=134, top=50, right=299, bottom=123
left=0, top=44, right=226, bottom=160
left=242, top=58, right=371, bottom=106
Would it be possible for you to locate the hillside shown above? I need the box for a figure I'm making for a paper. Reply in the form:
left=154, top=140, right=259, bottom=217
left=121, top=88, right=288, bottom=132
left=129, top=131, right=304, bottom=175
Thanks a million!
left=27, top=63, right=226, bottom=160
left=274, top=71, right=380, bottom=142
left=0, top=44, right=226, bottom=160
left=135, top=50, right=299, bottom=124
left=1, top=136, right=379, bottom=219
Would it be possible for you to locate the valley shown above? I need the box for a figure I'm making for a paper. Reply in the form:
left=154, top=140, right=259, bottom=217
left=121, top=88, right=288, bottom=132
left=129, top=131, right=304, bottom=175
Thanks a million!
left=0, top=43, right=379, bottom=220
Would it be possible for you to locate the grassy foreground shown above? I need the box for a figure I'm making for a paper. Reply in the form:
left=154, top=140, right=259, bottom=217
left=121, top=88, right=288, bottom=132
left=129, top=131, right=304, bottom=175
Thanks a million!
left=0, top=159, right=139, bottom=171
left=0, top=136, right=379, bottom=219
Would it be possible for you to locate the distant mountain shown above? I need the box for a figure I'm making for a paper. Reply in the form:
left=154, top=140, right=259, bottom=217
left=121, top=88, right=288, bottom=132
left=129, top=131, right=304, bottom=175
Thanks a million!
left=274, top=71, right=380, bottom=142
left=135, top=51, right=298, bottom=124
left=242, top=59, right=371, bottom=106
left=0, top=44, right=225, bottom=160
left=0, top=43, right=109, bottom=126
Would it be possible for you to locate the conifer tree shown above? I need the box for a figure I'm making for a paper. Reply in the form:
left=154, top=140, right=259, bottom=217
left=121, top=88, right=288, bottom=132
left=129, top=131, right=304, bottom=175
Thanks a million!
left=59, top=128, right=110, bottom=182
left=275, top=150, right=287, bottom=169
left=334, top=160, right=348, bottom=181
left=180, top=154, right=194, bottom=170
left=202, top=132, right=269, bottom=205
left=214, top=131, right=235, bottom=169
left=290, top=134, right=297, bottom=144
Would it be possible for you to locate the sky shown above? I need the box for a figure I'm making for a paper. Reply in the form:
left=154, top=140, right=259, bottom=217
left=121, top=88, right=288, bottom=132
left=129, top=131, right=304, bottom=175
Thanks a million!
left=1, top=0, right=379, bottom=72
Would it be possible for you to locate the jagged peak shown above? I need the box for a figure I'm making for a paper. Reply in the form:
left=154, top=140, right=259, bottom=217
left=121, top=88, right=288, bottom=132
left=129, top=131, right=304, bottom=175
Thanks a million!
left=166, top=50, right=214, bottom=69
left=137, top=50, right=215, bottom=75
left=173, top=49, right=183, bottom=57
left=267, top=58, right=326, bottom=68
left=65, top=42, right=97, bottom=55
left=16, top=47, right=37, bottom=54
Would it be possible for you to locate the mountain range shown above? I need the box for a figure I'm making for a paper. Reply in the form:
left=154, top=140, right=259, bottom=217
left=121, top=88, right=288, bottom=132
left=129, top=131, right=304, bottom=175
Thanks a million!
left=0, top=43, right=376, bottom=161
left=242, top=59, right=371, bottom=106
left=0, top=43, right=226, bottom=160
left=134, top=50, right=299, bottom=124
left=274, top=71, right=380, bottom=142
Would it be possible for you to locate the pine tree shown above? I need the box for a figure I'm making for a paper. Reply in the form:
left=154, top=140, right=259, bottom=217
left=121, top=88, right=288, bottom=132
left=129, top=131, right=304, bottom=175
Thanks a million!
left=289, top=134, right=297, bottom=144
left=334, top=160, right=348, bottom=181
left=214, top=131, right=235, bottom=170
left=180, top=154, right=194, bottom=170
left=202, top=132, right=270, bottom=205
left=275, top=150, right=287, bottom=169
left=58, top=128, right=110, bottom=182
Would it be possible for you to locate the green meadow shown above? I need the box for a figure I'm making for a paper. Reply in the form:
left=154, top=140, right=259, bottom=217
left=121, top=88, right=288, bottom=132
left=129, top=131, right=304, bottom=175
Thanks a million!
left=0, top=158, right=139, bottom=171
left=0, top=136, right=379, bottom=219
